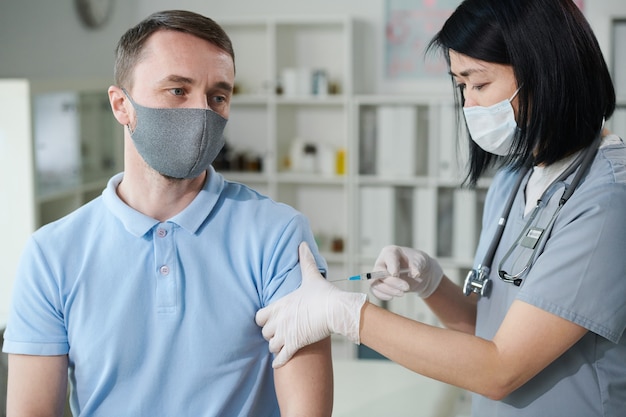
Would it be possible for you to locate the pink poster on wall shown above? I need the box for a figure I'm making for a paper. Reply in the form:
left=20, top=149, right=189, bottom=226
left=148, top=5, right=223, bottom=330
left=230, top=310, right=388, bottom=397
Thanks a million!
left=384, top=0, right=586, bottom=81
left=384, top=0, right=457, bottom=80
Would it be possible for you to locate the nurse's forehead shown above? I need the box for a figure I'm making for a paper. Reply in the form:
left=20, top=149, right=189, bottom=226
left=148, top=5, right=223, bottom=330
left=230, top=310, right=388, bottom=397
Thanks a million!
left=449, top=53, right=492, bottom=76
left=450, top=59, right=511, bottom=80
left=449, top=67, right=489, bottom=77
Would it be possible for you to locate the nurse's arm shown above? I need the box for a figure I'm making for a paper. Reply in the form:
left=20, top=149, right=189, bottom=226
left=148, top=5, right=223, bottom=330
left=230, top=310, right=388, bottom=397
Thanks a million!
left=359, top=299, right=587, bottom=400
left=273, top=337, right=333, bottom=416
left=423, top=275, right=478, bottom=334
left=6, top=354, right=68, bottom=417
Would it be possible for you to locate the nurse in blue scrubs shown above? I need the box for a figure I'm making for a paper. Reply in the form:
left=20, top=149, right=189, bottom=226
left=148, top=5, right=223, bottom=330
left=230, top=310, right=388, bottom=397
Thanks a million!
left=256, top=1, right=626, bottom=415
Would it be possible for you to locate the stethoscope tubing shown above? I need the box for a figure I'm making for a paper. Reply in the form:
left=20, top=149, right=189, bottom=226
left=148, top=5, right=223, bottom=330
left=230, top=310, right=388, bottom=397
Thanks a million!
left=469, top=131, right=602, bottom=293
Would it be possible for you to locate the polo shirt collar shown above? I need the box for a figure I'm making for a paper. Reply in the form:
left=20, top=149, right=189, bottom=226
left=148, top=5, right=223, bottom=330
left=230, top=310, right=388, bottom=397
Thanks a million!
left=170, top=166, right=224, bottom=233
left=102, top=167, right=225, bottom=237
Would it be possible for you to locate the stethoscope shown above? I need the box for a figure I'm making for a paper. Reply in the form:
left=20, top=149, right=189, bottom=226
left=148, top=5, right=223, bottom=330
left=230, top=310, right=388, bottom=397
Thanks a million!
left=463, top=131, right=602, bottom=297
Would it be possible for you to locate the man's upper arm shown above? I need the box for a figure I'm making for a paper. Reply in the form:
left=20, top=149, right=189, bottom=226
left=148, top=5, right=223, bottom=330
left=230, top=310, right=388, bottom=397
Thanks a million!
left=273, top=337, right=333, bottom=417
left=7, top=354, right=68, bottom=417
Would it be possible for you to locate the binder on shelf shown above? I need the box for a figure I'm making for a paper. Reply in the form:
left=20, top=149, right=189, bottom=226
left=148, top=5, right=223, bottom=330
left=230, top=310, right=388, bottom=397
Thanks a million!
left=453, top=189, right=478, bottom=261
left=412, top=187, right=437, bottom=255
left=359, top=108, right=377, bottom=175
left=437, top=103, right=461, bottom=181
left=376, top=105, right=418, bottom=177
left=436, top=188, right=454, bottom=258
left=359, top=186, right=395, bottom=257
left=359, top=186, right=413, bottom=257
left=393, top=187, right=413, bottom=248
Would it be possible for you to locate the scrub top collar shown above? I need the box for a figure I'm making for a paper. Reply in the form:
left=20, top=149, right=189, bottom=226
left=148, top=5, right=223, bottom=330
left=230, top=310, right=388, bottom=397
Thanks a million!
left=102, top=166, right=225, bottom=237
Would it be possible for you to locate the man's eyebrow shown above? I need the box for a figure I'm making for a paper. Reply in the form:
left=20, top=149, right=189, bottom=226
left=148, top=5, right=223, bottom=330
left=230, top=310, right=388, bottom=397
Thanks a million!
left=157, top=75, right=195, bottom=85
left=214, top=81, right=234, bottom=93
left=157, top=76, right=233, bottom=93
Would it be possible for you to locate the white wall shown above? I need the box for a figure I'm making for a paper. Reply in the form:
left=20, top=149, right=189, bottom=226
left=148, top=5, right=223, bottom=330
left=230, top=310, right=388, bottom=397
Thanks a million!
left=0, top=80, right=35, bottom=326
left=136, top=0, right=626, bottom=94
left=1, top=0, right=625, bottom=91
left=585, top=0, right=626, bottom=58
left=138, top=0, right=387, bottom=92
left=0, top=0, right=139, bottom=82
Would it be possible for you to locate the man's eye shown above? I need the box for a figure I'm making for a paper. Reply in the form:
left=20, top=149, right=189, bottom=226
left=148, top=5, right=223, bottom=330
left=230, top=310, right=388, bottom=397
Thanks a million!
left=171, top=88, right=185, bottom=96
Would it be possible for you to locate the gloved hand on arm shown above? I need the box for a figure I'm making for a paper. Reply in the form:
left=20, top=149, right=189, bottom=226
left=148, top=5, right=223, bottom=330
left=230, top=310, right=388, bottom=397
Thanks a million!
left=255, top=242, right=367, bottom=368
left=370, top=245, right=444, bottom=300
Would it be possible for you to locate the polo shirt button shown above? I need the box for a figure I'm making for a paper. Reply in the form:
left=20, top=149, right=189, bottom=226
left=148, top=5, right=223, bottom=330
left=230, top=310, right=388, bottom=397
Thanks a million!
left=157, top=228, right=167, bottom=238
left=159, top=265, right=170, bottom=275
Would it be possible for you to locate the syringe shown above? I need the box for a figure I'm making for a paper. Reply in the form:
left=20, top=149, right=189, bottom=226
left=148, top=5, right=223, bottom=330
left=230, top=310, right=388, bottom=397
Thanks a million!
left=330, top=268, right=411, bottom=282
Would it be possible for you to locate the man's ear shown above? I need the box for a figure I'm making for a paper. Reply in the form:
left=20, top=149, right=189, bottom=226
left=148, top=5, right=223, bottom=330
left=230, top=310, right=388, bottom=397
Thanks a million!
left=108, top=85, right=132, bottom=126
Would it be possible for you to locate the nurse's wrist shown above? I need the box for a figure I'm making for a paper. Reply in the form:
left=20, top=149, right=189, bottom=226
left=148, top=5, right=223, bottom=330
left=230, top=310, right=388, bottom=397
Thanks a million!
left=417, top=259, right=444, bottom=299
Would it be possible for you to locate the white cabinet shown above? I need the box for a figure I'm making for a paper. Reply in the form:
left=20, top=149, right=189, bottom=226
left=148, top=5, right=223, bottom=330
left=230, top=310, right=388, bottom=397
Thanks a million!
left=0, top=79, right=36, bottom=327
left=0, top=79, right=122, bottom=326
left=32, top=87, right=123, bottom=226
left=349, top=95, right=489, bottom=353
left=351, top=95, right=490, bottom=285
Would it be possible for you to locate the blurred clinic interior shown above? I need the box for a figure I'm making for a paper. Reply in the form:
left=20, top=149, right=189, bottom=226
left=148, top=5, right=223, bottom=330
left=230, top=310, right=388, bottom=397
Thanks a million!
left=2, top=1, right=626, bottom=416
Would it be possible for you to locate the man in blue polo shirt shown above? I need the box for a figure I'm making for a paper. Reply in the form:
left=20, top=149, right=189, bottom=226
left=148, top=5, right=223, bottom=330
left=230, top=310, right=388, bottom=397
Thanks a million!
left=3, top=10, right=333, bottom=416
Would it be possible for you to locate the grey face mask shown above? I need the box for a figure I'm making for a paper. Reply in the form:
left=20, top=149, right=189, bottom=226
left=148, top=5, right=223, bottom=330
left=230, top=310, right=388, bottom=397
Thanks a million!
left=123, top=89, right=227, bottom=179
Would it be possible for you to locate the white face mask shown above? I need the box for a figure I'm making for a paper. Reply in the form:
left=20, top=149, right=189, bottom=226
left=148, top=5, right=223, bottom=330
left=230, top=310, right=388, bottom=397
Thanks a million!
left=463, top=87, right=521, bottom=156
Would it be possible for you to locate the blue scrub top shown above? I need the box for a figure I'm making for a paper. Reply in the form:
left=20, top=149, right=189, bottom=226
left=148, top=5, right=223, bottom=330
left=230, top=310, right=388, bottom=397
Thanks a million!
left=471, top=136, right=626, bottom=416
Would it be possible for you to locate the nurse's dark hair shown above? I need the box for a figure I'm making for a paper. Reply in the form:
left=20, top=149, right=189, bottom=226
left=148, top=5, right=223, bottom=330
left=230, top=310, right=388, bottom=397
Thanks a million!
left=114, top=10, right=235, bottom=89
left=428, top=0, right=615, bottom=185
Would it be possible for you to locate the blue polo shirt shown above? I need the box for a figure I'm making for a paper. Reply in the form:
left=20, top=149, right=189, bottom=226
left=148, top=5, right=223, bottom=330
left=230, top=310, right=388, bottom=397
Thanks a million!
left=3, top=167, right=327, bottom=417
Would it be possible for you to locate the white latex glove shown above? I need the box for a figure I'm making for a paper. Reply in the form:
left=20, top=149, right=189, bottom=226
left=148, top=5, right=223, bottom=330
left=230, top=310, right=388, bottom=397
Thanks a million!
left=255, top=242, right=367, bottom=368
left=370, top=245, right=444, bottom=300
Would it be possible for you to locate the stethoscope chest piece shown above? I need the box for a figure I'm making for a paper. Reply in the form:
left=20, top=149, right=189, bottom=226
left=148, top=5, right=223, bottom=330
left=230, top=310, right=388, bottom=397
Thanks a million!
left=463, top=266, right=492, bottom=297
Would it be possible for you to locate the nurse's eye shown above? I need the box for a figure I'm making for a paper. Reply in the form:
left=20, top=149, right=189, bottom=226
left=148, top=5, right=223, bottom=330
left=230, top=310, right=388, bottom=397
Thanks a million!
left=170, top=88, right=185, bottom=96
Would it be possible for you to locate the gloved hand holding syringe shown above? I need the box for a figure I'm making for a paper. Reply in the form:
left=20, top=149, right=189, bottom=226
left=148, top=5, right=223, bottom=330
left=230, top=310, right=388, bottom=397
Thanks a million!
left=255, top=243, right=445, bottom=368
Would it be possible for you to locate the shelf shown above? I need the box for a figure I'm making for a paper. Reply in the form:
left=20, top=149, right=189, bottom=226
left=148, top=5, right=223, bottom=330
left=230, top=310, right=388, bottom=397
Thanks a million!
left=276, top=172, right=347, bottom=185
left=221, top=171, right=269, bottom=184
left=320, top=251, right=347, bottom=264
left=274, top=96, right=348, bottom=105
left=356, top=175, right=433, bottom=187
left=36, top=178, right=110, bottom=204
left=352, top=94, right=487, bottom=284
left=231, top=94, right=269, bottom=105
left=220, top=18, right=485, bottom=318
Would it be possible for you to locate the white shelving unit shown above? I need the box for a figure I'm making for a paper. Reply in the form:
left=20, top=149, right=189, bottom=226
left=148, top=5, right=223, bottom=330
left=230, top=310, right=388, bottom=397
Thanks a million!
left=351, top=94, right=491, bottom=280
left=342, top=95, right=490, bottom=359
left=219, top=16, right=361, bottom=281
